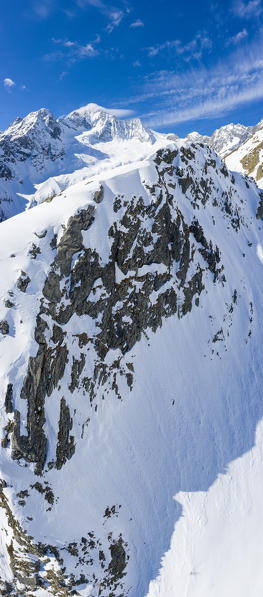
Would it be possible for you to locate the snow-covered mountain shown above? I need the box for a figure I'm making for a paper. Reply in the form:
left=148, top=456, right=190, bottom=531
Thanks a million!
left=186, top=118, right=263, bottom=158
left=0, top=103, right=158, bottom=222
left=1, top=103, right=263, bottom=227
left=225, top=124, right=263, bottom=188
left=185, top=118, right=263, bottom=188
left=1, top=104, right=263, bottom=596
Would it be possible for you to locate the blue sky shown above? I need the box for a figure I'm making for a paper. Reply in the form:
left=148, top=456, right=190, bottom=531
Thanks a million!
left=1, top=0, right=263, bottom=135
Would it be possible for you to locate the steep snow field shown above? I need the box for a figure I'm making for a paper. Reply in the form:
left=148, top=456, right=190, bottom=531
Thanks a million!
left=0, top=106, right=263, bottom=595
left=147, top=418, right=263, bottom=597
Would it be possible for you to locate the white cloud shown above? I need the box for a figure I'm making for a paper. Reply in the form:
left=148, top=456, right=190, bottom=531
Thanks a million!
left=79, top=43, right=99, bottom=56
left=105, top=107, right=134, bottom=117
left=33, top=0, right=52, bottom=18
left=74, top=0, right=127, bottom=32
left=122, top=33, right=263, bottom=128
left=130, top=19, right=144, bottom=28
left=232, top=0, right=262, bottom=18
left=3, top=78, right=15, bottom=88
left=64, top=40, right=75, bottom=47
left=227, top=28, right=248, bottom=45
left=105, top=9, right=125, bottom=32
left=59, top=71, right=68, bottom=80
left=49, top=37, right=100, bottom=61
left=147, top=32, right=212, bottom=60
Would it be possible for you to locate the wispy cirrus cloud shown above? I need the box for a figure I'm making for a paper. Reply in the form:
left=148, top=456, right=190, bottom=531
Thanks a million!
left=130, top=19, right=144, bottom=28
left=45, top=36, right=100, bottom=63
left=32, top=0, right=53, bottom=18
left=232, top=0, right=262, bottom=18
left=120, top=33, right=263, bottom=129
left=226, top=28, right=248, bottom=45
left=74, top=0, right=129, bottom=32
left=147, top=32, right=212, bottom=62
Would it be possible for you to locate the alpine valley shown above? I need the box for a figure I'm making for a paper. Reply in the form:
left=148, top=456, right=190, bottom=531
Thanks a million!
left=0, top=104, right=263, bottom=597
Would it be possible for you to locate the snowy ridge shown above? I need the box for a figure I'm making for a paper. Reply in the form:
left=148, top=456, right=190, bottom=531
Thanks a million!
left=225, top=125, right=263, bottom=188
left=1, top=102, right=263, bottom=226
left=185, top=118, right=263, bottom=158
left=0, top=104, right=157, bottom=223
left=184, top=118, right=263, bottom=189
left=0, top=133, right=263, bottom=595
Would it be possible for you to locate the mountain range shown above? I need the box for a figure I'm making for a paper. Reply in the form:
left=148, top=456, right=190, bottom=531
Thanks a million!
left=0, top=104, right=263, bottom=596
left=1, top=103, right=263, bottom=224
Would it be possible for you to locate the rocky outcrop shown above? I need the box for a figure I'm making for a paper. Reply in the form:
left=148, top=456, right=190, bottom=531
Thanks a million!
left=256, top=192, right=263, bottom=219
left=56, top=398, right=75, bottom=470
left=10, top=147, right=228, bottom=476
left=4, top=384, right=13, bottom=413
left=17, top=272, right=31, bottom=293
left=0, top=320, right=9, bottom=335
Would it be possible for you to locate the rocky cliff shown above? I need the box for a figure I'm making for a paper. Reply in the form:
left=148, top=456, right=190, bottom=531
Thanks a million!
left=0, top=129, right=263, bottom=596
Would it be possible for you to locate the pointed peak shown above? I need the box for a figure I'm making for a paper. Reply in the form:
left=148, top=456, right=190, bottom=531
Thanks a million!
left=65, top=103, right=134, bottom=121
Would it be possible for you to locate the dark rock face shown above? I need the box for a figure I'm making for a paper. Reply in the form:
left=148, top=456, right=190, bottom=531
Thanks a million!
left=0, top=320, right=9, bottom=335
left=109, top=538, right=126, bottom=579
left=5, top=384, right=13, bottom=413
left=56, top=398, right=75, bottom=470
left=11, top=147, right=230, bottom=474
left=0, top=162, right=13, bottom=180
left=17, top=272, right=31, bottom=293
left=11, top=207, right=95, bottom=473
left=256, top=192, right=263, bottom=219
left=94, top=184, right=104, bottom=204
left=11, top=341, right=69, bottom=473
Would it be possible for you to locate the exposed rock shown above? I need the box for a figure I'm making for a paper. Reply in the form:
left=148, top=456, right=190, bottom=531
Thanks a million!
left=0, top=162, right=13, bottom=179
left=11, top=340, right=68, bottom=472
left=28, top=243, right=41, bottom=259
left=5, top=384, right=13, bottom=413
left=94, top=185, right=104, bottom=203
left=4, top=299, right=14, bottom=308
left=256, top=192, right=263, bottom=219
left=108, top=537, right=126, bottom=579
left=0, top=320, right=9, bottom=335
left=69, top=354, right=86, bottom=393
left=17, top=272, right=30, bottom=293
left=56, top=398, right=75, bottom=470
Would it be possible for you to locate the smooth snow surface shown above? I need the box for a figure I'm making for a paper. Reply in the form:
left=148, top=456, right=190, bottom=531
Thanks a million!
left=147, top=419, right=263, bottom=597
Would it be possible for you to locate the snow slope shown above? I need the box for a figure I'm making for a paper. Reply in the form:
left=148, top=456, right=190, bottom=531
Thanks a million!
left=0, top=133, right=263, bottom=596
left=147, top=418, right=263, bottom=597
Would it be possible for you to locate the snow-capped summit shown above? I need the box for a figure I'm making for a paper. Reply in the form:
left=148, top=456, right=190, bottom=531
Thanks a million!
left=61, top=103, right=155, bottom=144
left=183, top=118, right=263, bottom=189
left=1, top=103, right=263, bottom=228
left=185, top=122, right=250, bottom=157
left=185, top=117, right=263, bottom=162
left=0, top=103, right=158, bottom=223
left=2, top=107, right=61, bottom=141
left=225, top=122, right=263, bottom=186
